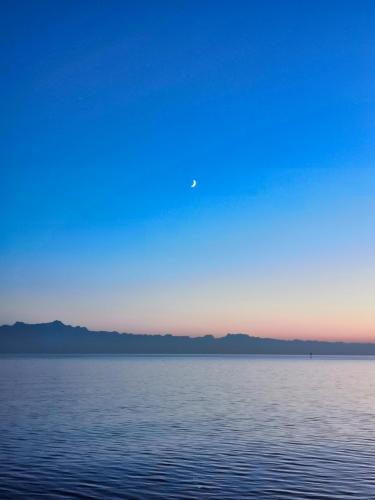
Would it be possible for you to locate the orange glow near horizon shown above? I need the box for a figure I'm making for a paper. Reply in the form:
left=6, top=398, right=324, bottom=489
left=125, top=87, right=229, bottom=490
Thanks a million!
left=5, top=262, right=374, bottom=343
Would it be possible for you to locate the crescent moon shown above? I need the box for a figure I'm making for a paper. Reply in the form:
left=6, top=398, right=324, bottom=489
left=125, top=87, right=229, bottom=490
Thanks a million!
left=191, top=179, right=197, bottom=188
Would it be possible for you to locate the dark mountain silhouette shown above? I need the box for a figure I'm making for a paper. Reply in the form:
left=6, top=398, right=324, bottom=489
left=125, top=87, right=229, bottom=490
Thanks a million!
left=0, top=321, right=374, bottom=355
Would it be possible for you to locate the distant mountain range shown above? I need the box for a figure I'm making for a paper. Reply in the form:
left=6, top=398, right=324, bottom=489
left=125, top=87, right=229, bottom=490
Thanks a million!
left=0, top=321, right=374, bottom=355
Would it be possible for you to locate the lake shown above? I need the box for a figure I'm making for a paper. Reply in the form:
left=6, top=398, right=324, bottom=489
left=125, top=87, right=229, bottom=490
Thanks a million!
left=0, top=355, right=374, bottom=498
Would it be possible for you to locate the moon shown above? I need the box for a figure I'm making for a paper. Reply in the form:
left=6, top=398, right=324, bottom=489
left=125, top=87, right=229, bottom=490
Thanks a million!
left=191, top=179, right=197, bottom=188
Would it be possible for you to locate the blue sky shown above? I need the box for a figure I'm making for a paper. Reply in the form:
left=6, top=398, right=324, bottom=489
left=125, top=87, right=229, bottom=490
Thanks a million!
left=1, top=1, right=374, bottom=339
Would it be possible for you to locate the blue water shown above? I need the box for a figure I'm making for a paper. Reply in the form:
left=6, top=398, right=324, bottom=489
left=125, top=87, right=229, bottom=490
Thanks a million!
left=0, top=355, right=375, bottom=499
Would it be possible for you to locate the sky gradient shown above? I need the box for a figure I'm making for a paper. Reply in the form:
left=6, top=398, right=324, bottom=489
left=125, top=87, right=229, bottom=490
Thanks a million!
left=1, top=0, right=374, bottom=341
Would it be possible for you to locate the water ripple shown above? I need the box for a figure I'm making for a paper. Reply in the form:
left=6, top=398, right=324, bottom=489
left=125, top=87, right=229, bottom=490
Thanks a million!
left=1, top=355, right=375, bottom=498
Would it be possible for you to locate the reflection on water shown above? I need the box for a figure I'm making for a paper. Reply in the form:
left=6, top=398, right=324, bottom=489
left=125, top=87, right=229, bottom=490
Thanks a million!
left=1, top=355, right=375, bottom=498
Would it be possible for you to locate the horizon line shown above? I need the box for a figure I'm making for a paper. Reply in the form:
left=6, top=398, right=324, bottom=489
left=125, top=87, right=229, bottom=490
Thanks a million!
left=3, top=320, right=375, bottom=345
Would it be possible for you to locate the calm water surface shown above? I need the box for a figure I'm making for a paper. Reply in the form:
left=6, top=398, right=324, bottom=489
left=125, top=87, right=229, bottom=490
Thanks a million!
left=0, top=355, right=375, bottom=499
